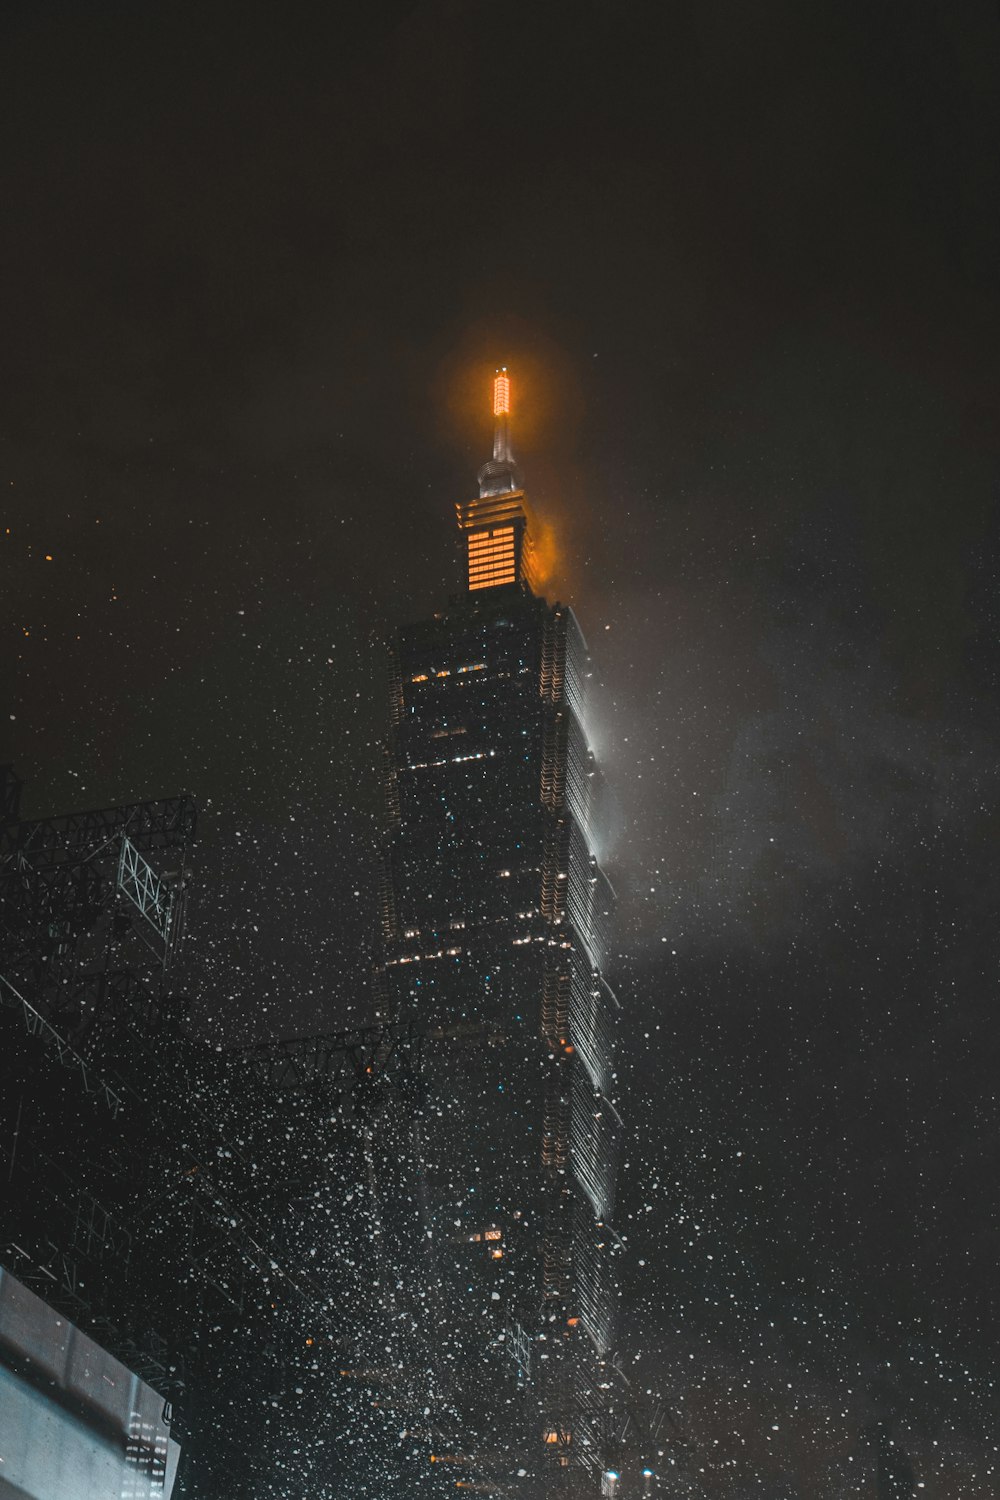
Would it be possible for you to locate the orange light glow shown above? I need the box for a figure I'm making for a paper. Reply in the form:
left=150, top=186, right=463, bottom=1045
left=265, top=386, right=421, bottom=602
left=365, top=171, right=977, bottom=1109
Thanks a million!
left=528, top=515, right=558, bottom=592
left=493, top=368, right=510, bottom=416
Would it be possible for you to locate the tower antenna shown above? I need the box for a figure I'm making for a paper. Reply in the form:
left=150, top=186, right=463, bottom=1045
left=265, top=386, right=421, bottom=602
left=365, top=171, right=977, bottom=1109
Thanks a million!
left=492, top=367, right=511, bottom=462
left=477, top=366, right=521, bottom=498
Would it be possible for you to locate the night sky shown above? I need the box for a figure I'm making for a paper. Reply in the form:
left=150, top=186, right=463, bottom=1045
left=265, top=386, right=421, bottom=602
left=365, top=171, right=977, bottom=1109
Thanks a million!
left=3, top=2, right=999, bottom=1493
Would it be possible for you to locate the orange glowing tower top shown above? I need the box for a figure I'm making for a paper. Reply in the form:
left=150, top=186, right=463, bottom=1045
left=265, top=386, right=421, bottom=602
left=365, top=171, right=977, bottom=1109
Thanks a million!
left=456, top=367, right=536, bottom=593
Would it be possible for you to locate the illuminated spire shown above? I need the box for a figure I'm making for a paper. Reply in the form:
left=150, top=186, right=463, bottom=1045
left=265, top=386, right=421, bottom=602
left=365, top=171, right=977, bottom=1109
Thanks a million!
left=477, top=366, right=521, bottom=498
left=493, top=368, right=510, bottom=420
left=458, top=366, right=535, bottom=593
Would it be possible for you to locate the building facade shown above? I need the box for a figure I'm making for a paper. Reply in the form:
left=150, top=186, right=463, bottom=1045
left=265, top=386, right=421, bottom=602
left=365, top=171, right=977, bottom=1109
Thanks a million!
left=378, top=373, right=623, bottom=1491
left=0, top=1267, right=180, bottom=1500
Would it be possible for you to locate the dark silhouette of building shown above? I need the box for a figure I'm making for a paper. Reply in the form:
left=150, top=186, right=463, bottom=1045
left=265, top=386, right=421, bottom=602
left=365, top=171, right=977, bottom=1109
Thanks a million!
left=378, top=372, right=623, bottom=1492
left=0, top=772, right=195, bottom=1496
left=0, top=768, right=462, bottom=1498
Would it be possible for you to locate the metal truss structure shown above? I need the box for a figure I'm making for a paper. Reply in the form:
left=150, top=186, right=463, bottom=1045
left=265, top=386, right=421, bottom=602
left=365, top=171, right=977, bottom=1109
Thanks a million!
left=118, top=835, right=176, bottom=946
left=1, top=779, right=433, bottom=1430
left=0, top=972, right=127, bottom=1116
left=1, top=776, right=456, bottom=1498
left=1, top=791, right=197, bottom=864
left=240, top=1021, right=425, bottom=1103
left=1, top=784, right=200, bottom=1403
left=1, top=791, right=196, bottom=1006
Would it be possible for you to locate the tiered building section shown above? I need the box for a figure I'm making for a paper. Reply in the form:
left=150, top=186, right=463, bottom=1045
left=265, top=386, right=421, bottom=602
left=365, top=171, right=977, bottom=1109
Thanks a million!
left=379, top=372, right=623, bottom=1492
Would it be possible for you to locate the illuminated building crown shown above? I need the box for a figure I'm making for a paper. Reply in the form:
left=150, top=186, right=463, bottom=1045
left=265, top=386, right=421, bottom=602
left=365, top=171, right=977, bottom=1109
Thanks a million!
left=456, top=368, right=536, bottom=594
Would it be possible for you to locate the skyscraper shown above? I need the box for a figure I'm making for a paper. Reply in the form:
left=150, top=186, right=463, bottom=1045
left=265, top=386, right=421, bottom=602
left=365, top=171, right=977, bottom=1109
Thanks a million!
left=379, top=372, right=622, bottom=1492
